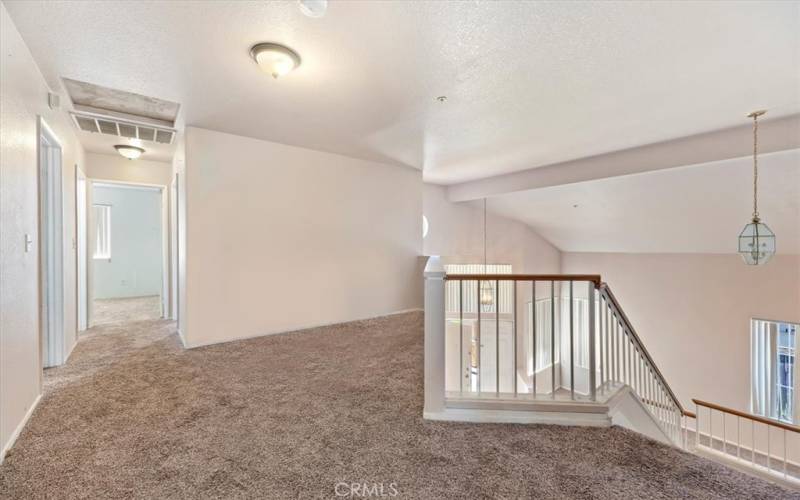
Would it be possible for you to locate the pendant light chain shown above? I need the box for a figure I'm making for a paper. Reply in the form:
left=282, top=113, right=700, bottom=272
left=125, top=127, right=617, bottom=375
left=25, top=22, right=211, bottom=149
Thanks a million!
left=483, top=198, right=487, bottom=273
left=739, top=109, right=774, bottom=266
left=752, top=113, right=759, bottom=221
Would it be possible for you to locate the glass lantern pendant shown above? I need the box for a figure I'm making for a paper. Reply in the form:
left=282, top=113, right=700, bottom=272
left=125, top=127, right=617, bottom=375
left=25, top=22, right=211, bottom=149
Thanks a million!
left=738, top=110, right=775, bottom=266
left=738, top=217, right=775, bottom=265
left=479, top=282, right=495, bottom=312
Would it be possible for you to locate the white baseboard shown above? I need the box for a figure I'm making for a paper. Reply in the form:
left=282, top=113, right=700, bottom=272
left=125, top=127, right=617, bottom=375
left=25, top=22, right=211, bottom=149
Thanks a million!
left=1, top=394, right=42, bottom=465
left=176, top=328, right=187, bottom=348
left=63, top=337, right=77, bottom=364
left=184, top=308, right=423, bottom=349
left=424, top=408, right=611, bottom=426
left=695, top=446, right=800, bottom=491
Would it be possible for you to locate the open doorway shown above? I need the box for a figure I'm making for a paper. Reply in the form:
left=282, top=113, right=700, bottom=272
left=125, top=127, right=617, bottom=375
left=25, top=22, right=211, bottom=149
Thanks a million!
left=38, top=118, right=65, bottom=367
left=88, top=182, right=166, bottom=326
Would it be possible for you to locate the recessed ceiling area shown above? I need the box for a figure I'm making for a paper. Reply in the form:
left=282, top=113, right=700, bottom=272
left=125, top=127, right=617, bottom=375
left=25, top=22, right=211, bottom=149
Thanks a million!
left=484, top=149, right=800, bottom=254
left=4, top=1, right=798, bottom=183
left=60, top=78, right=180, bottom=162
left=63, top=78, right=180, bottom=123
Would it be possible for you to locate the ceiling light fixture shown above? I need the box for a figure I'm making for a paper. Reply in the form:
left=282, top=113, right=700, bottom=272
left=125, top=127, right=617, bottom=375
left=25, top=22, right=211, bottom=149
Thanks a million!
left=114, top=144, right=145, bottom=160
left=738, top=110, right=775, bottom=265
left=298, top=0, right=327, bottom=18
left=250, top=42, right=301, bottom=79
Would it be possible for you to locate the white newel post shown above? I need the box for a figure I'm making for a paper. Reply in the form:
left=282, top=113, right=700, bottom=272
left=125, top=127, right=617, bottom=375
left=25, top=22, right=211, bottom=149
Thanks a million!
left=423, top=256, right=446, bottom=418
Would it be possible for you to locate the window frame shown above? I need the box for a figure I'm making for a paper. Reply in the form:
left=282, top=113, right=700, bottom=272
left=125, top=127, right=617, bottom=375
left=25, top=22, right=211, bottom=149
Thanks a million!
left=751, top=318, right=798, bottom=424
left=92, top=203, right=111, bottom=260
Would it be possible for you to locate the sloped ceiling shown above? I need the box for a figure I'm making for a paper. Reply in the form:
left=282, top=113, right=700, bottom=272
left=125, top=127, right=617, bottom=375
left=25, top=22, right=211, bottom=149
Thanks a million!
left=485, top=149, right=800, bottom=254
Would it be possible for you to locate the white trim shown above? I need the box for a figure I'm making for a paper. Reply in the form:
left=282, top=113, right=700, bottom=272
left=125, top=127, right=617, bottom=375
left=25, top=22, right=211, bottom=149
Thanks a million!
left=184, top=308, right=423, bottom=349
left=176, top=328, right=187, bottom=348
left=695, top=446, right=800, bottom=491
left=88, top=179, right=166, bottom=190
left=424, top=407, right=610, bottom=426
left=76, top=168, right=88, bottom=331
left=0, top=394, right=41, bottom=465
left=63, top=336, right=78, bottom=364
left=92, top=182, right=162, bottom=192
left=37, top=116, right=65, bottom=367
left=87, top=181, right=169, bottom=322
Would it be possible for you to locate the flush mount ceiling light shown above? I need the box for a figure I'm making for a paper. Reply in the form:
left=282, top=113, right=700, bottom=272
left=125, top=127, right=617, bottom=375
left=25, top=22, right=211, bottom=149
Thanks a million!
left=298, top=0, right=327, bottom=18
left=250, top=42, right=301, bottom=79
left=738, top=110, right=776, bottom=265
left=114, top=144, right=145, bottom=160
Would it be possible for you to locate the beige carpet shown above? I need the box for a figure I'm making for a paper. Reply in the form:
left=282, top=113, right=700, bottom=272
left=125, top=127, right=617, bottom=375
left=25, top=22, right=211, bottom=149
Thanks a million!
left=0, top=312, right=795, bottom=499
left=91, top=295, right=162, bottom=326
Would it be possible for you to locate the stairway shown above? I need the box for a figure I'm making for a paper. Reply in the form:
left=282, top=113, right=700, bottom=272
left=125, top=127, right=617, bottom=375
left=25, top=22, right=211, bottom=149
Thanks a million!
left=422, top=256, right=798, bottom=490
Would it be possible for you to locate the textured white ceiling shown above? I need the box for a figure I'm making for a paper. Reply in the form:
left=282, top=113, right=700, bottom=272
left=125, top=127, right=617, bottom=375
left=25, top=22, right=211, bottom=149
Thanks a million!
left=4, top=1, right=799, bottom=183
left=485, top=149, right=800, bottom=254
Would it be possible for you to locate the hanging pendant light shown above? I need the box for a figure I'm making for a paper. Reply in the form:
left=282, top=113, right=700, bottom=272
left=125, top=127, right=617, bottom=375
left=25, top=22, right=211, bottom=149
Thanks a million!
left=479, top=198, right=495, bottom=311
left=738, top=110, right=776, bottom=265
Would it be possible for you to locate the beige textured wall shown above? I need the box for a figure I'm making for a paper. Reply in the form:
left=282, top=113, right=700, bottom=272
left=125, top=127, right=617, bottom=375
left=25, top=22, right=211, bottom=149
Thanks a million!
left=84, top=153, right=173, bottom=186
left=562, top=252, right=800, bottom=413
left=423, top=184, right=561, bottom=273
left=0, top=4, right=85, bottom=458
left=182, top=127, right=423, bottom=347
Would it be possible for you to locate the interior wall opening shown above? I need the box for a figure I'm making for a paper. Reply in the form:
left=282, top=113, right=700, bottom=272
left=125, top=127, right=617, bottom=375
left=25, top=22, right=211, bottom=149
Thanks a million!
left=88, top=181, right=165, bottom=327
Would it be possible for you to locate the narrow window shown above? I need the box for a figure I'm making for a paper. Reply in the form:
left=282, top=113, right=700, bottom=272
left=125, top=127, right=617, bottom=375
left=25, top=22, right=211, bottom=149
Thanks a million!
left=751, top=319, right=798, bottom=423
left=93, top=204, right=111, bottom=260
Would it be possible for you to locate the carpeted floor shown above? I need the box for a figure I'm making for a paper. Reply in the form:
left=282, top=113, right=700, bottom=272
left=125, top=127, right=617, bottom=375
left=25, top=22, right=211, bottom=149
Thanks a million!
left=0, top=312, right=795, bottom=499
left=91, top=295, right=162, bottom=326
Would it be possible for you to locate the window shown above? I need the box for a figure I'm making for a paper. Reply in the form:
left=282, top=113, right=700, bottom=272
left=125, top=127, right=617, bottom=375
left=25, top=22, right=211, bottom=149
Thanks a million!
left=777, top=323, right=796, bottom=422
left=444, top=264, right=513, bottom=314
left=93, top=204, right=111, bottom=259
left=751, top=319, right=798, bottom=423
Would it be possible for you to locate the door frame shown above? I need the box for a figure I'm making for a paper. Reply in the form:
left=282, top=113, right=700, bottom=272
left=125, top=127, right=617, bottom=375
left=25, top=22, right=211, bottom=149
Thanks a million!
left=76, top=167, right=88, bottom=331
left=37, top=117, right=65, bottom=367
left=87, top=180, right=169, bottom=324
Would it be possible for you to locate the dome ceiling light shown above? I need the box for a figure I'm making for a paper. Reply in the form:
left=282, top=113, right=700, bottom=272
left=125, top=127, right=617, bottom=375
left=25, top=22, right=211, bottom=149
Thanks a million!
left=250, top=42, right=301, bottom=79
left=738, top=110, right=776, bottom=265
left=298, top=0, right=327, bottom=18
left=114, top=144, right=145, bottom=160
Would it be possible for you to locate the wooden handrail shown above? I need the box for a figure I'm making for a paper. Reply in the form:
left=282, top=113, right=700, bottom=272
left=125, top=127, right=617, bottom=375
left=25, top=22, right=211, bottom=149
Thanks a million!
left=445, top=274, right=602, bottom=286
left=683, top=410, right=696, bottom=419
left=692, top=399, right=800, bottom=433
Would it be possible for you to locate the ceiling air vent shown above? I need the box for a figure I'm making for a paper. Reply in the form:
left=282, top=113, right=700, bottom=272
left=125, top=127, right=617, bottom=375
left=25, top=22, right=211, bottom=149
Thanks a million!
left=70, top=111, right=175, bottom=145
left=75, top=116, right=99, bottom=133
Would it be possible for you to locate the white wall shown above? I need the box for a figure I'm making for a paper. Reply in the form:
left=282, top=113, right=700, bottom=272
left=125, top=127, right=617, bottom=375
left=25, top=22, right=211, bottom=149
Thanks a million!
left=562, top=252, right=800, bottom=414
left=92, top=186, right=163, bottom=299
left=181, top=127, right=423, bottom=347
left=0, top=4, right=85, bottom=460
left=84, top=153, right=173, bottom=187
left=423, top=184, right=561, bottom=273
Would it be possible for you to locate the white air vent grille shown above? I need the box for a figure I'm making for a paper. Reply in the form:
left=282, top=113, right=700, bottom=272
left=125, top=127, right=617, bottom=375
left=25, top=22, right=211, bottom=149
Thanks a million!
left=70, top=112, right=175, bottom=145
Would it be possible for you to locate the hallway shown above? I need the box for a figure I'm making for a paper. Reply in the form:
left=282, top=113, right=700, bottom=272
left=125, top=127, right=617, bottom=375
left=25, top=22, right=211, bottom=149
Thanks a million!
left=0, top=312, right=793, bottom=499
